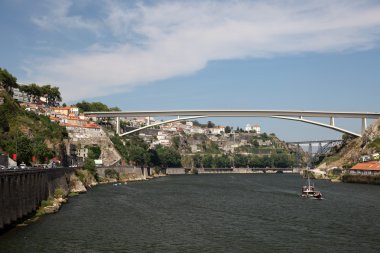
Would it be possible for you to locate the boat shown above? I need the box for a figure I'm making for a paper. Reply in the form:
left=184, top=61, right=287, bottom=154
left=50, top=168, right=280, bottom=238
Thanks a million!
left=301, top=169, right=322, bottom=199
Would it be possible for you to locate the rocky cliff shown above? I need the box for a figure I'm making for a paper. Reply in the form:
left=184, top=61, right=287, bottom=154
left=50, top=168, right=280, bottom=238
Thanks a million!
left=318, top=119, right=380, bottom=169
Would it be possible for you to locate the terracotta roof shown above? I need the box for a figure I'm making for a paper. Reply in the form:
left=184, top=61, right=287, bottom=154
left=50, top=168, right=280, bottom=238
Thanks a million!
left=351, top=162, right=380, bottom=171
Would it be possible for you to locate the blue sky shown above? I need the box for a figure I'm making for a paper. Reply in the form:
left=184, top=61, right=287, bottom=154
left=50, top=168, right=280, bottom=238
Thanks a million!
left=1, top=0, right=380, bottom=141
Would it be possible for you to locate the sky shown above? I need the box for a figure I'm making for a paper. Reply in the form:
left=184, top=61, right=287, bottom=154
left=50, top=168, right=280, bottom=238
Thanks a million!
left=1, top=0, right=380, bottom=141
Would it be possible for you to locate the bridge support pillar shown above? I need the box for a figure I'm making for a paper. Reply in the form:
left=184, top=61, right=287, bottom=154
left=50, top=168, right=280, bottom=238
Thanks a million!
left=116, top=117, right=120, bottom=135
left=330, top=117, right=335, bottom=127
left=362, top=118, right=367, bottom=134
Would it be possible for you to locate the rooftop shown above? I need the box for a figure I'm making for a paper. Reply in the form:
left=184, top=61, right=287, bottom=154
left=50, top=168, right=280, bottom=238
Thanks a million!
left=351, top=162, right=380, bottom=171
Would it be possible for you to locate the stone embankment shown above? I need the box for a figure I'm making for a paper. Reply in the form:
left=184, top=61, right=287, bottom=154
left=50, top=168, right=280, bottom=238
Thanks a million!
left=0, top=168, right=75, bottom=230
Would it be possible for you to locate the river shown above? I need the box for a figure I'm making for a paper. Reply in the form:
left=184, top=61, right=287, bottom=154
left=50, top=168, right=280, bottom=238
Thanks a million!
left=1, top=174, right=380, bottom=252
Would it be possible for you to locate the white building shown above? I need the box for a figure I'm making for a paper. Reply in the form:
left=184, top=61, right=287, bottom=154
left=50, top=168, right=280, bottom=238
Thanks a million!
left=190, top=127, right=206, bottom=134
left=245, top=124, right=261, bottom=134
left=209, top=126, right=225, bottom=135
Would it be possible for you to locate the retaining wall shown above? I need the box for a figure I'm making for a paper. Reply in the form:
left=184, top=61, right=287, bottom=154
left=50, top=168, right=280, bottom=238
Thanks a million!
left=0, top=168, right=74, bottom=230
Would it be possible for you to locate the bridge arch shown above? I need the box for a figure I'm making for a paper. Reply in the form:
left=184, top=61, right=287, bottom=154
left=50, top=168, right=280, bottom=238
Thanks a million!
left=84, top=109, right=380, bottom=137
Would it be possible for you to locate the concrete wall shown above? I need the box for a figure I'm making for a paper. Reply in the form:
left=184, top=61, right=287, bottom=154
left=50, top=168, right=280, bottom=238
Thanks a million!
left=0, top=168, right=74, bottom=230
left=166, top=168, right=186, bottom=175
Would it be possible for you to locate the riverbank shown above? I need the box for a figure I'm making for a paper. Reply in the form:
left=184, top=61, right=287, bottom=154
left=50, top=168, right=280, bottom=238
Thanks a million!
left=0, top=167, right=165, bottom=233
left=341, top=174, right=380, bottom=185
left=303, top=168, right=380, bottom=185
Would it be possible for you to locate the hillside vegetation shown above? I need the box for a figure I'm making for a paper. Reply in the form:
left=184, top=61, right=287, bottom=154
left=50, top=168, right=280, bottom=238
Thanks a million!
left=317, top=119, right=380, bottom=169
left=0, top=86, right=67, bottom=165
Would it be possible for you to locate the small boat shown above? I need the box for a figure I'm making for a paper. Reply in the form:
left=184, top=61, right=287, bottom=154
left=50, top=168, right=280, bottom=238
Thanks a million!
left=302, top=169, right=322, bottom=199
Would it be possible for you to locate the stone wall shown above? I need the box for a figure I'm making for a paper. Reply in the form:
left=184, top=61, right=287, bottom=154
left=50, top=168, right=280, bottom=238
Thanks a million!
left=166, top=168, right=186, bottom=175
left=68, top=127, right=122, bottom=166
left=0, top=168, right=75, bottom=230
left=96, top=166, right=145, bottom=179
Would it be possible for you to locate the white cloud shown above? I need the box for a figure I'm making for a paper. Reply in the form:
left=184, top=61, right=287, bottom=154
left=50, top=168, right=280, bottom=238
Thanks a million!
left=27, top=0, right=380, bottom=101
left=31, top=0, right=100, bottom=32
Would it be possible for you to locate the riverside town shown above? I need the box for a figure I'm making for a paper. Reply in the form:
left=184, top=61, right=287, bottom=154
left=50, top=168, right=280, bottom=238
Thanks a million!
left=1, top=1, right=380, bottom=252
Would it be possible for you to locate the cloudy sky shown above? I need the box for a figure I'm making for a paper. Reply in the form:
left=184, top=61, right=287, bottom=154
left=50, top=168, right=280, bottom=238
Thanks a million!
left=1, top=0, right=380, bottom=141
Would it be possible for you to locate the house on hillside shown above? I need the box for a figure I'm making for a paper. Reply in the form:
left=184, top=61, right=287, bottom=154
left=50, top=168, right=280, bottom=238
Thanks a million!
left=350, top=162, right=380, bottom=175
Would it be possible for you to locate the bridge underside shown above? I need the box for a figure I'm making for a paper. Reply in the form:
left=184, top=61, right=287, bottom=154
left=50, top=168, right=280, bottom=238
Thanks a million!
left=118, top=115, right=364, bottom=137
left=84, top=110, right=379, bottom=137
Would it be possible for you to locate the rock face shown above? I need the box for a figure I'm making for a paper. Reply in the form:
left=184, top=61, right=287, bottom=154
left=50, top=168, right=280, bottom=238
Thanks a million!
left=318, top=119, right=380, bottom=170
left=69, top=174, right=87, bottom=193
left=68, top=128, right=122, bottom=166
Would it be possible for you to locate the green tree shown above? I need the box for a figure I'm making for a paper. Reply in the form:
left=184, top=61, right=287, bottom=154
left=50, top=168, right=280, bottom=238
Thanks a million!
left=224, top=126, right=232, bottom=133
left=83, top=158, right=96, bottom=174
left=207, top=121, right=215, bottom=128
left=202, top=154, right=214, bottom=168
left=0, top=68, right=18, bottom=95
left=193, top=153, right=202, bottom=168
left=87, top=145, right=101, bottom=159
left=172, top=136, right=180, bottom=149
left=156, top=146, right=181, bottom=168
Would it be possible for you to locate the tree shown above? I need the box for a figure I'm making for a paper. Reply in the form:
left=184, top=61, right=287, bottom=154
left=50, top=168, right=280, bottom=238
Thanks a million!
left=207, top=121, right=215, bottom=128
left=252, top=140, right=260, bottom=148
left=225, top=126, right=232, bottom=134
left=214, top=154, right=230, bottom=168
left=0, top=68, right=18, bottom=95
left=156, top=146, right=181, bottom=168
left=83, top=158, right=96, bottom=175
left=202, top=154, right=213, bottom=168
left=87, top=145, right=101, bottom=159
left=172, top=136, right=180, bottom=149
left=192, top=153, right=202, bottom=168
left=181, top=155, right=193, bottom=168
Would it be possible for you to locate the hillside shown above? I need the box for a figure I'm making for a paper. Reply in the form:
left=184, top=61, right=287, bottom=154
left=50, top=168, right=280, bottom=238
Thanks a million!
left=0, top=88, right=67, bottom=165
left=317, top=119, right=380, bottom=169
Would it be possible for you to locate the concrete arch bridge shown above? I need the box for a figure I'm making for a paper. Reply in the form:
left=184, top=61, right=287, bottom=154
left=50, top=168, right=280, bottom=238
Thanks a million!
left=84, top=110, right=380, bottom=138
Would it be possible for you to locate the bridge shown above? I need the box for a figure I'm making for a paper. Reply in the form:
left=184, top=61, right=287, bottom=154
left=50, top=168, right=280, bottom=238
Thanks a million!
left=84, top=109, right=380, bottom=137
left=287, top=139, right=344, bottom=167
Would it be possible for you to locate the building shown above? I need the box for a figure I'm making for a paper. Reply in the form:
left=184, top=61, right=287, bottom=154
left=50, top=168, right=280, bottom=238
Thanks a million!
left=350, top=162, right=380, bottom=175
left=245, top=124, right=261, bottom=134
left=53, top=106, right=79, bottom=117
left=209, top=126, right=225, bottom=135
left=12, top=88, right=28, bottom=102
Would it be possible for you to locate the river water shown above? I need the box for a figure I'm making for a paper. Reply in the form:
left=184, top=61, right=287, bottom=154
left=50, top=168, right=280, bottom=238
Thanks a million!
left=1, top=174, right=380, bottom=252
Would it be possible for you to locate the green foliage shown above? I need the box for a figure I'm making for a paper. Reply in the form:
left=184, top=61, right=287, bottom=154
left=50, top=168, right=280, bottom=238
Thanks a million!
left=214, top=154, right=231, bottom=168
left=207, top=121, right=215, bottom=128
left=19, top=83, right=62, bottom=103
left=202, top=154, right=214, bottom=168
left=172, top=136, right=180, bottom=149
left=0, top=67, right=18, bottom=94
left=68, top=192, right=79, bottom=197
left=155, top=145, right=181, bottom=168
left=368, top=138, right=380, bottom=151
left=83, top=158, right=96, bottom=176
left=54, top=187, right=66, bottom=198
left=75, top=101, right=121, bottom=113
left=105, top=168, right=119, bottom=179
left=0, top=88, right=66, bottom=164
left=87, top=145, right=101, bottom=159
left=36, top=197, right=54, bottom=216
left=224, top=126, right=232, bottom=133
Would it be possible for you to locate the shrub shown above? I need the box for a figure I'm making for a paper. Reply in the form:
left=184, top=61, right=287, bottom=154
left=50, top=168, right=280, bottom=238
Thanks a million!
left=105, top=168, right=119, bottom=179
left=54, top=187, right=66, bottom=198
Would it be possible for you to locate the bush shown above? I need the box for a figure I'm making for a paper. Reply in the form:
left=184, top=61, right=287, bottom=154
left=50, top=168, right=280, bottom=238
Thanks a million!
left=105, top=168, right=119, bottom=179
left=54, top=187, right=66, bottom=198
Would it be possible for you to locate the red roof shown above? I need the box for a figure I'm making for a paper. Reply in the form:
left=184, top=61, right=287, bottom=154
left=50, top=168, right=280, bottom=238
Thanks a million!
left=351, top=162, right=380, bottom=171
